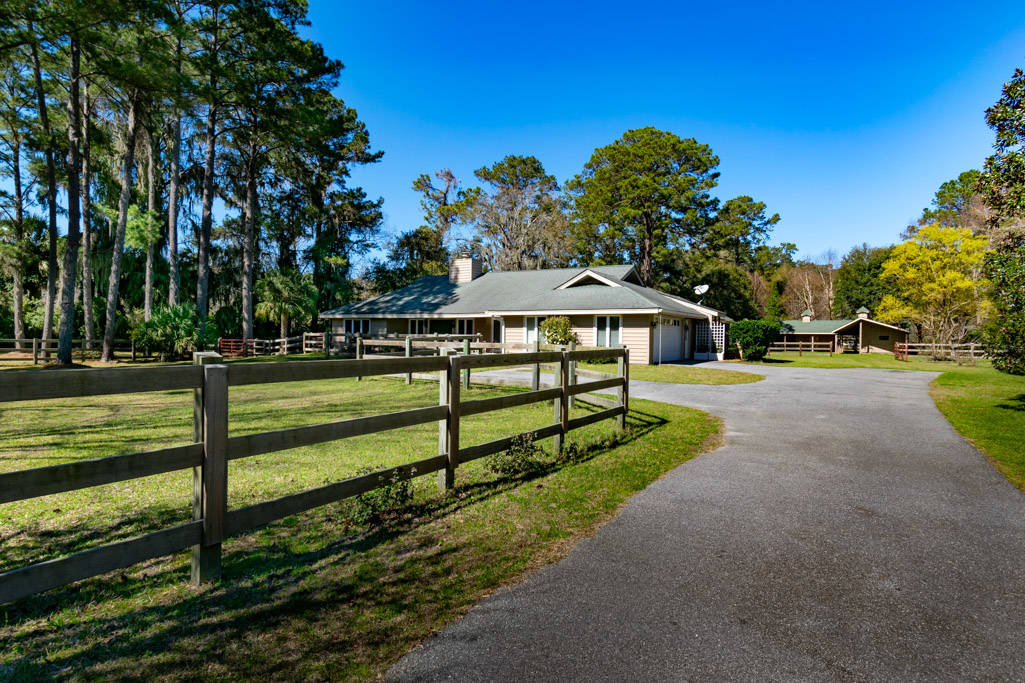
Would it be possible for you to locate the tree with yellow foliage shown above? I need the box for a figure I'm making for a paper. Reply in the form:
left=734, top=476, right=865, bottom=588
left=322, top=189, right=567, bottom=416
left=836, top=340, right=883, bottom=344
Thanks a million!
left=876, top=224, right=990, bottom=345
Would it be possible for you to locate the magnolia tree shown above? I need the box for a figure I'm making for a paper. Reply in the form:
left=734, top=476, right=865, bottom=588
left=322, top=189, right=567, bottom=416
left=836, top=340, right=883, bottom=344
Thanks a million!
left=981, top=67, right=1025, bottom=374
left=876, top=224, right=990, bottom=345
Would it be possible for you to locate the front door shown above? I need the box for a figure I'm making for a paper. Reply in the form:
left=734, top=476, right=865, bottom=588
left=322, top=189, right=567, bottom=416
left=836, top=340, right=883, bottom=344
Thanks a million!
left=491, top=318, right=504, bottom=343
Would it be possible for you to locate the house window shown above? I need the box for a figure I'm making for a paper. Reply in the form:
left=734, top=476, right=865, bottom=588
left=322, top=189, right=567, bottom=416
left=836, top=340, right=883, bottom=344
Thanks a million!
left=525, top=316, right=546, bottom=344
left=455, top=319, right=474, bottom=335
left=595, top=315, right=621, bottom=347
left=408, top=319, right=430, bottom=335
left=343, top=319, right=370, bottom=335
left=879, top=335, right=889, bottom=341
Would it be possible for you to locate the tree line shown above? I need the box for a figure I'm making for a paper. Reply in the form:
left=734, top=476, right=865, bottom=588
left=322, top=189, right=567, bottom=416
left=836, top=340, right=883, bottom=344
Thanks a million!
left=0, top=0, right=380, bottom=364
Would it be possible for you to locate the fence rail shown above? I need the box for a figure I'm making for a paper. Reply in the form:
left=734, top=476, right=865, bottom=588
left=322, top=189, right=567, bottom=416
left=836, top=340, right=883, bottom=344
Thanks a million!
left=0, top=346, right=628, bottom=604
left=767, top=340, right=834, bottom=355
left=894, top=342, right=986, bottom=361
left=0, top=338, right=144, bottom=364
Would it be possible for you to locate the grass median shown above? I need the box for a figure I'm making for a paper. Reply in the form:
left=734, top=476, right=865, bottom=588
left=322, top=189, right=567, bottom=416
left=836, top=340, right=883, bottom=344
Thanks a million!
left=0, top=372, right=720, bottom=679
left=581, top=360, right=762, bottom=385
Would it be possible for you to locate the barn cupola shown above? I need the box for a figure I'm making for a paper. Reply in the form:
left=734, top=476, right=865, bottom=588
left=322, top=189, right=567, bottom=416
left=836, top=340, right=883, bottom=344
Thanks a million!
left=801, top=309, right=812, bottom=323
left=449, top=252, right=483, bottom=283
left=856, top=306, right=870, bottom=319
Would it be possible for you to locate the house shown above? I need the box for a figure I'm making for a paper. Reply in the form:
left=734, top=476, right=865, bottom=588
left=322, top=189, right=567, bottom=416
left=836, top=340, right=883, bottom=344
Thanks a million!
left=320, top=255, right=733, bottom=363
left=779, top=307, right=908, bottom=353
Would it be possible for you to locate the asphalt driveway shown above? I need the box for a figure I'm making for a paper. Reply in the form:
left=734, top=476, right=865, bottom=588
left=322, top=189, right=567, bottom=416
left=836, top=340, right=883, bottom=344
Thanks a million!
left=389, top=363, right=1025, bottom=681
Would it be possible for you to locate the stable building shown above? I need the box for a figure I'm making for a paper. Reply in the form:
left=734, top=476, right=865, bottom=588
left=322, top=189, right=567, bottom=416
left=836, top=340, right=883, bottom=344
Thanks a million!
left=779, top=307, right=908, bottom=353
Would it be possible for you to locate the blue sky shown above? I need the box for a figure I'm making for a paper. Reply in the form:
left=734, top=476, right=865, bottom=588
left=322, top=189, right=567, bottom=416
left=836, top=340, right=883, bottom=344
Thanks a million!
left=303, top=1, right=1025, bottom=263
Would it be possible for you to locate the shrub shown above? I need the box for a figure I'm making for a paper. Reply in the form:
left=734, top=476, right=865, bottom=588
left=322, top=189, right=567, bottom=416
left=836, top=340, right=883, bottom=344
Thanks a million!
left=487, top=433, right=545, bottom=476
left=131, top=304, right=218, bottom=360
left=729, top=319, right=780, bottom=361
left=349, top=467, right=413, bottom=526
left=539, top=316, right=578, bottom=347
left=984, top=231, right=1025, bottom=375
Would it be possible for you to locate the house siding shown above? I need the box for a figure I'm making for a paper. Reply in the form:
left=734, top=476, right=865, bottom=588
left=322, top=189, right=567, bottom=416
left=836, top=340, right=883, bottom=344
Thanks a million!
left=622, top=314, right=652, bottom=365
left=499, top=313, right=652, bottom=363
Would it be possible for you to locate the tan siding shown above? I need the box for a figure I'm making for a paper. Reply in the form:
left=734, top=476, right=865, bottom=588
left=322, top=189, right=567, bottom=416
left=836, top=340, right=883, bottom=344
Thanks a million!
left=504, top=316, right=525, bottom=344
left=621, top=314, right=651, bottom=364
left=569, top=315, right=594, bottom=346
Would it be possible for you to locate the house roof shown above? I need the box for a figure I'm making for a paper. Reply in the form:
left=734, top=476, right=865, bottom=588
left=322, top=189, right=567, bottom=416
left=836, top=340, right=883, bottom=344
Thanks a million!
left=781, top=318, right=907, bottom=335
left=781, top=319, right=857, bottom=334
left=322, top=265, right=733, bottom=321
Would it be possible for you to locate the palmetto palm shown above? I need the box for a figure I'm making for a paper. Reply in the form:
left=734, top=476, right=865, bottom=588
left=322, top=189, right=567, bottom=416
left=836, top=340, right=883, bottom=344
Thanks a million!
left=255, top=269, right=318, bottom=338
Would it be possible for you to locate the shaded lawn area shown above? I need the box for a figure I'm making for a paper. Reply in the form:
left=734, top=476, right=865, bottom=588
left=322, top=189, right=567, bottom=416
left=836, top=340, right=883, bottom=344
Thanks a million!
left=581, top=360, right=762, bottom=385
left=738, top=353, right=1025, bottom=492
left=0, top=374, right=720, bottom=679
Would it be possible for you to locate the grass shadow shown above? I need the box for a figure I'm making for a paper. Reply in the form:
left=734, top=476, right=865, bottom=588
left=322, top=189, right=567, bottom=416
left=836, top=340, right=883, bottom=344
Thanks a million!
left=0, top=404, right=673, bottom=658
left=996, top=393, right=1025, bottom=412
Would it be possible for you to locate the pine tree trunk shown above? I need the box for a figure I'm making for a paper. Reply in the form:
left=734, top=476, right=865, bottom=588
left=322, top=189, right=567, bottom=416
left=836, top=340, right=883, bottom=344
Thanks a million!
left=639, top=217, right=654, bottom=286
left=144, top=128, right=158, bottom=321
left=167, top=113, right=181, bottom=307
left=81, top=85, right=94, bottom=348
left=242, top=143, right=258, bottom=340
left=101, top=94, right=141, bottom=363
left=11, top=137, right=25, bottom=349
left=196, top=99, right=217, bottom=334
left=196, top=9, right=219, bottom=337
left=29, top=27, right=58, bottom=356
left=57, top=36, right=83, bottom=366
left=280, top=313, right=288, bottom=339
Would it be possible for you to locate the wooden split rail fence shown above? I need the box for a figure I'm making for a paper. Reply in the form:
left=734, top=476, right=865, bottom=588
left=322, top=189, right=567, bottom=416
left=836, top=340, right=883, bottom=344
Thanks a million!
left=894, top=342, right=986, bottom=361
left=767, top=340, right=834, bottom=355
left=0, top=346, right=628, bottom=604
left=218, top=332, right=485, bottom=358
left=0, top=338, right=144, bottom=363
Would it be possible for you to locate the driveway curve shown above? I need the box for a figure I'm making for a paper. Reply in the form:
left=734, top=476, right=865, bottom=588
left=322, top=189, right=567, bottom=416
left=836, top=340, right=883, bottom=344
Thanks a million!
left=389, top=363, right=1025, bottom=681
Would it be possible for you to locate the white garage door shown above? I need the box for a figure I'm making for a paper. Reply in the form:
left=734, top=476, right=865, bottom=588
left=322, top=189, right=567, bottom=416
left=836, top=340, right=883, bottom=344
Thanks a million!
left=654, top=319, right=682, bottom=363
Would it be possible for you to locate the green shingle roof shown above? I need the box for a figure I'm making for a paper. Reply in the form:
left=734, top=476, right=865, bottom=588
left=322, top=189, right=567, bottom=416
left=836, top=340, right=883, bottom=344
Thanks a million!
left=781, top=319, right=856, bottom=334
left=322, top=265, right=732, bottom=321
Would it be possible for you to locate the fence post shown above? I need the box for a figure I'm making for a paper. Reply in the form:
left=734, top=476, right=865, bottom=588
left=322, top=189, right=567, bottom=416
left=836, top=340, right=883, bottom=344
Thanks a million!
left=462, top=339, right=471, bottom=389
left=191, top=352, right=226, bottom=585
left=356, top=335, right=363, bottom=382
left=531, top=339, right=540, bottom=391
left=554, top=351, right=567, bottom=455
left=438, top=350, right=458, bottom=491
left=32, top=338, right=38, bottom=365
left=568, top=340, right=576, bottom=409
left=405, top=336, right=413, bottom=384
left=617, top=348, right=627, bottom=430
left=619, top=348, right=627, bottom=428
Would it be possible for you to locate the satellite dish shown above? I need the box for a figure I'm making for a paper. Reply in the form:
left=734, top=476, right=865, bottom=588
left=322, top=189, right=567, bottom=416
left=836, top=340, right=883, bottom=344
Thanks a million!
left=693, top=284, right=709, bottom=296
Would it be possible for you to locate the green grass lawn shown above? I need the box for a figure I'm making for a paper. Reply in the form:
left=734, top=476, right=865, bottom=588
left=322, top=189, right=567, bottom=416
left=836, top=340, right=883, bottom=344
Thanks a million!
left=738, top=352, right=1025, bottom=491
left=581, top=360, right=762, bottom=384
left=0, top=372, right=720, bottom=679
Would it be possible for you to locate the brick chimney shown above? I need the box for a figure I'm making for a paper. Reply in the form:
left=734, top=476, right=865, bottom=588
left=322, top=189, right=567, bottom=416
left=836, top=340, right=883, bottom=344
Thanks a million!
left=449, top=253, right=483, bottom=283
left=801, top=309, right=812, bottom=323
left=856, top=306, right=870, bottom=319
